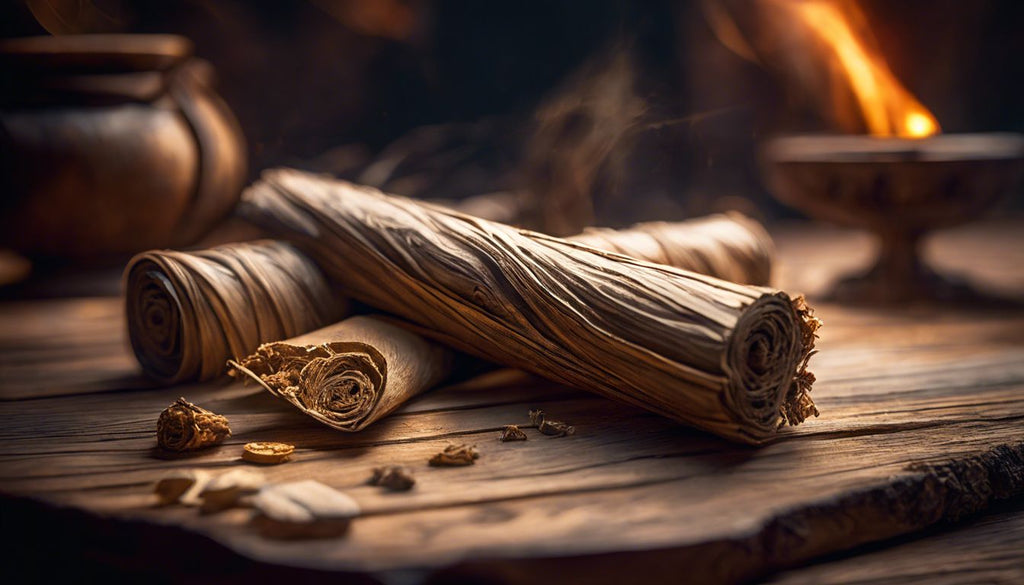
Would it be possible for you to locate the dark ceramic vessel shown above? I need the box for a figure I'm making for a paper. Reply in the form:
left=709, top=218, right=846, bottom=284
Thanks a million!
left=0, top=35, right=247, bottom=261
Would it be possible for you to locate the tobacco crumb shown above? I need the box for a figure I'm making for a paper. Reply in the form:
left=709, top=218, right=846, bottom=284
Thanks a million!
left=528, top=409, right=545, bottom=426
left=251, top=480, right=360, bottom=540
left=499, top=424, right=528, bottom=442
left=242, top=441, right=295, bottom=465
left=429, top=444, right=479, bottom=467
left=156, top=397, right=231, bottom=452
left=199, top=468, right=266, bottom=514
left=538, top=419, right=575, bottom=437
left=154, top=469, right=210, bottom=506
left=780, top=295, right=821, bottom=427
left=368, top=466, right=416, bottom=491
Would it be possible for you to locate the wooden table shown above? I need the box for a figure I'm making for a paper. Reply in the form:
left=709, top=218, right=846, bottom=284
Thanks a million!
left=1, top=220, right=1023, bottom=584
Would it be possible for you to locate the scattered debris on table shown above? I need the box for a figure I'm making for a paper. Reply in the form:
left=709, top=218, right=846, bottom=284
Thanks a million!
left=528, top=408, right=575, bottom=437
left=528, top=409, right=545, bottom=426
left=429, top=444, right=479, bottom=467
left=242, top=441, right=295, bottom=464
left=199, top=468, right=266, bottom=513
left=539, top=419, right=575, bottom=437
left=154, top=469, right=211, bottom=506
left=368, top=466, right=416, bottom=491
left=156, top=397, right=231, bottom=451
left=251, top=480, right=360, bottom=539
left=499, top=424, right=528, bottom=441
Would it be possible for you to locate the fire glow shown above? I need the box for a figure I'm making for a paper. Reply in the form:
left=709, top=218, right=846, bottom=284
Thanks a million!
left=782, top=0, right=940, bottom=138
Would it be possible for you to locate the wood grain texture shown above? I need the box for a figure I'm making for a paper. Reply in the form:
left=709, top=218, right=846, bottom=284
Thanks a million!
left=0, top=297, right=144, bottom=400
left=764, top=502, right=1024, bottom=585
left=240, top=169, right=818, bottom=443
left=1, top=221, right=1022, bottom=584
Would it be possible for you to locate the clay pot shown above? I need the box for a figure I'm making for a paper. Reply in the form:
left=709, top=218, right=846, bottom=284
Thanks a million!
left=0, top=35, right=247, bottom=261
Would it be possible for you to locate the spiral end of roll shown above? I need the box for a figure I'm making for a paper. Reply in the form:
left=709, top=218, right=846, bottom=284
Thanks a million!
left=231, top=342, right=386, bottom=432
left=126, top=256, right=189, bottom=384
left=124, top=241, right=347, bottom=385
left=725, top=293, right=821, bottom=442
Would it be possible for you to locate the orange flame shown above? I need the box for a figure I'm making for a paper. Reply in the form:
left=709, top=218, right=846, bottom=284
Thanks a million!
left=783, top=0, right=939, bottom=138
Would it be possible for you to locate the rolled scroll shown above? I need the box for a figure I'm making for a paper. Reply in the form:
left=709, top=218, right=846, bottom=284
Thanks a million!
left=125, top=240, right=346, bottom=384
left=240, top=169, right=819, bottom=444
left=230, top=316, right=453, bottom=431
left=570, top=213, right=772, bottom=286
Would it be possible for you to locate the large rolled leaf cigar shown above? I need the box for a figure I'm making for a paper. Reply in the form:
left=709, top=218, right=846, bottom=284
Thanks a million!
left=125, top=240, right=346, bottom=384
left=240, top=169, right=820, bottom=444
left=230, top=316, right=454, bottom=432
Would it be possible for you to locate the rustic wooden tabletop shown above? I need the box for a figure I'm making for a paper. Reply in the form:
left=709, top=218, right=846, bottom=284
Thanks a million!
left=1, top=220, right=1022, bottom=584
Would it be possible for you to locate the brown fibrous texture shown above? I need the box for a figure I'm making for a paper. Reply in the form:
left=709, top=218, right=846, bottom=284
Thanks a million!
left=239, top=169, right=819, bottom=444
left=156, top=397, right=231, bottom=451
left=124, top=240, right=346, bottom=384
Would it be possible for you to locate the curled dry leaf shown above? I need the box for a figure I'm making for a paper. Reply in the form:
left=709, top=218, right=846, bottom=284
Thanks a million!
left=538, top=419, right=575, bottom=437
left=156, top=397, right=231, bottom=452
left=429, top=444, right=479, bottom=467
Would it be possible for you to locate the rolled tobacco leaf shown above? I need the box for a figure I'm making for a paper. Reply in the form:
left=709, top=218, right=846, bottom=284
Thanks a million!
left=570, top=212, right=773, bottom=286
left=230, top=316, right=454, bottom=432
left=125, top=240, right=347, bottom=384
left=240, top=169, right=820, bottom=444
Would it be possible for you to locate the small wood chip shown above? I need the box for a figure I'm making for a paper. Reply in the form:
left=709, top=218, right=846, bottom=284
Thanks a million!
left=429, top=444, right=479, bottom=467
left=154, top=469, right=210, bottom=506
left=528, top=409, right=545, bottom=426
left=499, top=424, right=528, bottom=442
left=242, top=441, right=295, bottom=465
left=156, top=397, right=231, bottom=452
left=251, top=480, right=360, bottom=539
left=368, top=466, right=416, bottom=491
left=199, top=468, right=266, bottom=513
left=538, top=419, right=575, bottom=437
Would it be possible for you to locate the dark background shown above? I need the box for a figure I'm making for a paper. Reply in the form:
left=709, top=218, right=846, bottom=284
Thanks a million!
left=3, top=0, right=1023, bottom=224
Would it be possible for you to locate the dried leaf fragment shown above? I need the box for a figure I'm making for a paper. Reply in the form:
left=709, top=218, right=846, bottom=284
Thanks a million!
left=780, top=295, right=822, bottom=427
left=199, top=468, right=266, bottom=513
left=242, top=441, right=295, bottom=465
left=251, top=480, right=360, bottom=539
left=499, top=424, right=528, bottom=442
left=154, top=469, right=211, bottom=506
left=156, top=397, right=231, bottom=452
left=368, top=466, right=416, bottom=491
left=538, top=419, right=575, bottom=437
left=429, top=444, right=479, bottom=467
